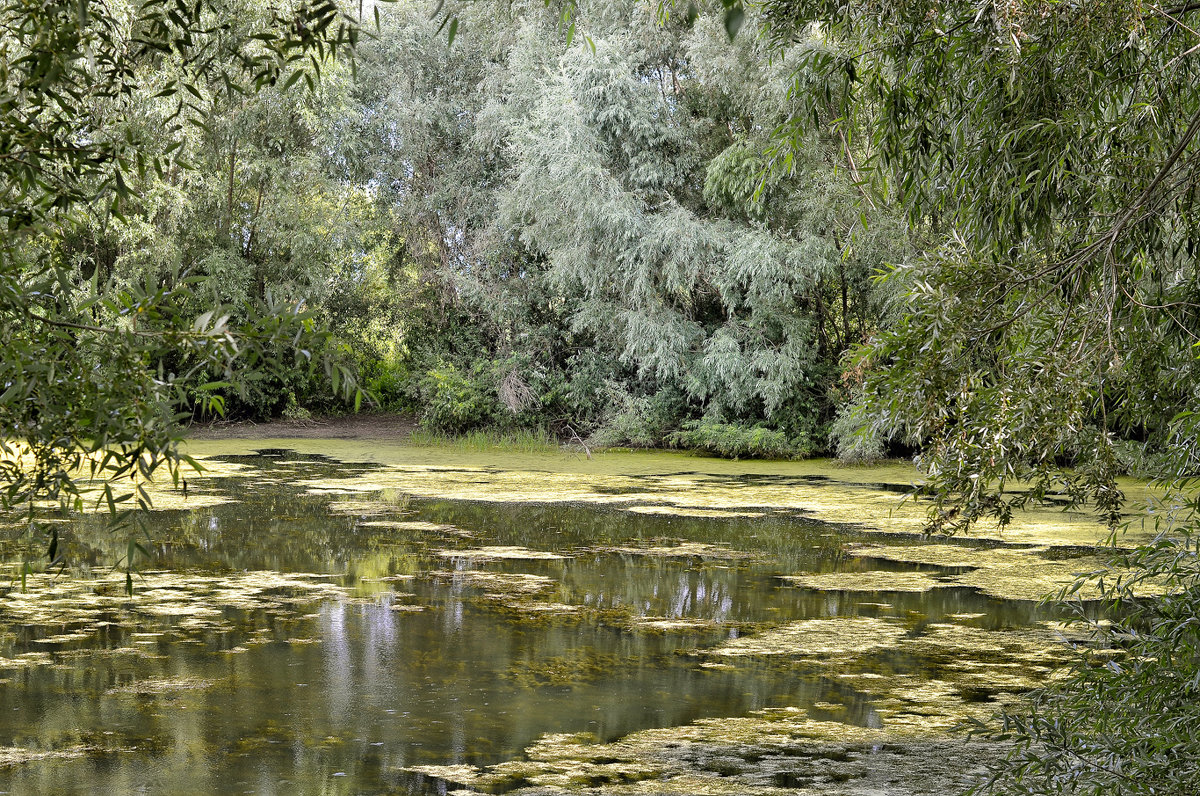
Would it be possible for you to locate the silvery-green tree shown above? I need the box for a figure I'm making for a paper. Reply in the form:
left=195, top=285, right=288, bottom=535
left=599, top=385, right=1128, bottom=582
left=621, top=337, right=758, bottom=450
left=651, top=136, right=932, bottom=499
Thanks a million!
left=360, top=0, right=907, bottom=447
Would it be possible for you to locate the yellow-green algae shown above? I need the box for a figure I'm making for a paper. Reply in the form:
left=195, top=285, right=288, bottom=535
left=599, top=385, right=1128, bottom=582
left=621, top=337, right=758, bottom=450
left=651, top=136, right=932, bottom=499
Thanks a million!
left=706, top=618, right=910, bottom=661
left=362, top=519, right=472, bottom=537
left=0, top=569, right=348, bottom=654
left=503, top=650, right=627, bottom=688
left=625, top=616, right=720, bottom=632
left=625, top=506, right=766, bottom=518
left=780, top=571, right=947, bottom=593
left=436, top=546, right=568, bottom=561
left=10, top=438, right=1146, bottom=792
left=589, top=542, right=758, bottom=561
left=105, top=677, right=217, bottom=695
left=405, top=720, right=1003, bottom=795
left=0, top=745, right=94, bottom=767
left=183, top=437, right=1150, bottom=547
left=402, top=617, right=1070, bottom=795
left=697, top=618, right=1070, bottom=728
left=428, top=570, right=580, bottom=619
left=847, top=543, right=1165, bottom=601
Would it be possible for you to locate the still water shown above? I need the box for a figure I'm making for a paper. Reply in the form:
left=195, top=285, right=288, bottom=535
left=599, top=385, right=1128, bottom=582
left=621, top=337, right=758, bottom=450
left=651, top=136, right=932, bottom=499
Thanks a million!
left=0, top=449, right=1088, bottom=794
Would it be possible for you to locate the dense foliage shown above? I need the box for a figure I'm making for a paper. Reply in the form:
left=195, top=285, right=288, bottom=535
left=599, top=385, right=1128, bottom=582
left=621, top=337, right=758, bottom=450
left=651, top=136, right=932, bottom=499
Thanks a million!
left=8, top=0, right=905, bottom=458
left=0, top=0, right=367, bottom=582
left=342, top=0, right=906, bottom=452
left=755, top=1, right=1200, bottom=793
left=6, top=0, right=1200, bottom=790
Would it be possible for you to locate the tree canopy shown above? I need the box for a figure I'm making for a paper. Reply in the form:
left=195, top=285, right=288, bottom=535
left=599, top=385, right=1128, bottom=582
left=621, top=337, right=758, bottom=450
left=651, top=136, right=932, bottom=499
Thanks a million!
left=756, top=2, right=1200, bottom=792
left=341, top=0, right=906, bottom=456
left=0, top=0, right=368, bottom=584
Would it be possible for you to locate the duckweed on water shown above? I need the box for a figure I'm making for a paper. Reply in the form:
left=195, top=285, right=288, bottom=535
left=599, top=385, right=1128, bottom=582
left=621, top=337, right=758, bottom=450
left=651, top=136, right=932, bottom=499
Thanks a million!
left=588, top=542, right=758, bottom=561
left=364, top=520, right=471, bottom=537
left=706, top=618, right=910, bottom=661
left=0, top=442, right=1151, bottom=794
left=404, top=721, right=1004, bottom=796
left=849, top=544, right=1164, bottom=601
left=105, top=677, right=217, bottom=695
left=437, top=546, right=568, bottom=561
left=228, top=440, right=1145, bottom=547
left=780, top=571, right=948, bottom=593
left=624, top=506, right=766, bottom=518
left=0, top=569, right=347, bottom=651
left=0, top=746, right=93, bottom=767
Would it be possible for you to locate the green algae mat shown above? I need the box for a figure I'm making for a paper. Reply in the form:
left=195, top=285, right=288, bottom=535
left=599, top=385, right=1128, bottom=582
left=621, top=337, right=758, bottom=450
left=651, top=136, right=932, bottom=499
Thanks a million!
left=0, top=442, right=1139, bottom=795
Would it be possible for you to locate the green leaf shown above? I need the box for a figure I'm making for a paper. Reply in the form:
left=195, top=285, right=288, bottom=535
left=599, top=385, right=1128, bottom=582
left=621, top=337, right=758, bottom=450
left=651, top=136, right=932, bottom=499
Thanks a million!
left=282, top=69, right=305, bottom=91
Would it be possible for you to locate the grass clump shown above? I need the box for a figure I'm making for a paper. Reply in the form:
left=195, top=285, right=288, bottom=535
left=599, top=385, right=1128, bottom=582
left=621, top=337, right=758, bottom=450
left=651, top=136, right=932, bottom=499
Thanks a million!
left=406, top=427, right=559, bottom=453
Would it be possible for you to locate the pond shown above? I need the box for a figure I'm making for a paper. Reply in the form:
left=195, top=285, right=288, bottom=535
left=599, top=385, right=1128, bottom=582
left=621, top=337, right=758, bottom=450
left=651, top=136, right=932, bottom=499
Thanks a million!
left=0, top=443, right=1127, bottom=795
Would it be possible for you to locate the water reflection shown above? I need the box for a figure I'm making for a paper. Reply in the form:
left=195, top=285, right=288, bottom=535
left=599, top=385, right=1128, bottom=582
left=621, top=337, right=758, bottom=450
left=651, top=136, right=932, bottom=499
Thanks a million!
left=0, top=451, right=1065, bottom=794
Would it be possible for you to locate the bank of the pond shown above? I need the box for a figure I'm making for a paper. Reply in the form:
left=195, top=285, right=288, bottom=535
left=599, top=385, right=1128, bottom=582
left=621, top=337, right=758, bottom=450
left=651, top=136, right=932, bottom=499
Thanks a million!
left=186, top=411, right=421, bottom=441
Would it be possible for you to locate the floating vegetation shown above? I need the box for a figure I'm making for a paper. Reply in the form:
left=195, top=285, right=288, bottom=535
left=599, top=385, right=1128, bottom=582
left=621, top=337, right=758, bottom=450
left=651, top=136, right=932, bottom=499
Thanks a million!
left=402, top=722, right=1002, bottom=796
left=849, top=544, right=1163, bottom=601
left=706, top=618, right=910, bottom=661
left=592, top=542, right=758, bottom=561
left=361, top=520, right=469, bottom=537
left=257, top=443, right=1138, bottom=547
left=430, top=571, right=556, bottom=596
left=626, top=616, right=720, bottom=632
left=106, top=677, right=217, bottom=695
left=0, top=652, right=53, bottom=669
left=436, top=546, right=567, bottom=561
left=326, top=499, right=409, bottom=517
left=428, top=569, right=581, bottom=621
left=625, top=506, right=765, bottom=519
left=0, top=745, right=94, bottom=768
left=504, top=651, right=626, bottom=688
left=780, top=571, right=948, bottom=593
left=0, top=570, right=347, bottom=661
left=3, top=443, right=1148, bottom=793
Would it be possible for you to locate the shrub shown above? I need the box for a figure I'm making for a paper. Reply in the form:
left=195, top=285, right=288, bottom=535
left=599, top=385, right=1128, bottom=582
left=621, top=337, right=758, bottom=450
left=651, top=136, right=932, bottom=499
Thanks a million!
left=666, top=419, right=808, bottom=460
left=829, top=398, right=888, bottom=462
left=418, top=362, right=497, bottom=433
left=590, top=387, right=688, bottom=448
left=360, top=357, right=415, bottom=413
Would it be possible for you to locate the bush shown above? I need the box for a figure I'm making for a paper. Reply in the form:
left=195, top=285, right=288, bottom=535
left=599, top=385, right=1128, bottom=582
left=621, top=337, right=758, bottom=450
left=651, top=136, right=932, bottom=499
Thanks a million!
left=829, top=398, right=888, bottom=462
left=590, top=387, right=688, bottom=448
left=418, top=362, right=497, bottom=433
left=666, top=419, right=808, bottom=460
left=360, top=357, right=415, bottom=413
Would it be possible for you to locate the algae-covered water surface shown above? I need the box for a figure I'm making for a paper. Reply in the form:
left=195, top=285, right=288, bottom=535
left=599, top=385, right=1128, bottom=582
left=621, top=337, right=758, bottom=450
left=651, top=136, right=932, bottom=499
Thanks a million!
left=0, top=443, right=1127, bottom=795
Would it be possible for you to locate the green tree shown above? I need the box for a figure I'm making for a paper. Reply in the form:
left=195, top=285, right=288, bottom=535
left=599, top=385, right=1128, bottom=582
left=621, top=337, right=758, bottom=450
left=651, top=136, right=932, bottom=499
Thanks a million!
left=354, top=0, right=905, bottom=447
left=756, top=1, right=1200, bottom=792
left=0, top=0, right=366, bottom=584
left=54, top=46, right=389, bottom=418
